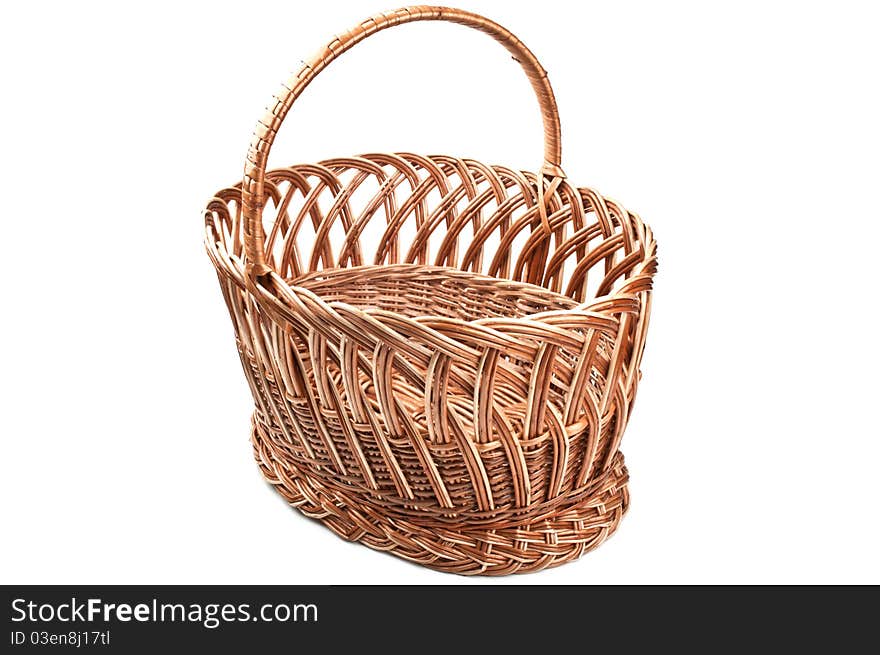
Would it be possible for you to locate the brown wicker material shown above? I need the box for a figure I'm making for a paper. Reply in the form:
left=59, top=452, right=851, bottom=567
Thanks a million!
left=204, top=5, right=657, bottom=575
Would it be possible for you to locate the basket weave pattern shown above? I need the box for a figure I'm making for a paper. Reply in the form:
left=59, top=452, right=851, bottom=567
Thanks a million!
left=205, top=6, right=656, bottom=575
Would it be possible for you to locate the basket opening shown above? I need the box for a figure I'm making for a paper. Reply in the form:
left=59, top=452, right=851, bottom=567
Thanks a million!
left=292, top=263, right=578, bottom=321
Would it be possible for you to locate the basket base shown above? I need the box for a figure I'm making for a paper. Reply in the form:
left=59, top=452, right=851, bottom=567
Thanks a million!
left=251, top=416, right=629, bottom=576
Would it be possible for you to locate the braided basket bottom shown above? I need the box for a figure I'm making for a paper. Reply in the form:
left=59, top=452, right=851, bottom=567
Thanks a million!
left=251, top=416, right=630, bottom=575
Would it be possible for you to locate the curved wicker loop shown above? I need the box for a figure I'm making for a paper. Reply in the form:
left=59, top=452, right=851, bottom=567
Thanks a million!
left=242, top=5, right=565, bottom=277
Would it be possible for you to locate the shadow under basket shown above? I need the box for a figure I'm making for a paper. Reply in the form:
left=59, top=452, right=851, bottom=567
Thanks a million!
left=204, top=6, right=657, bottom=575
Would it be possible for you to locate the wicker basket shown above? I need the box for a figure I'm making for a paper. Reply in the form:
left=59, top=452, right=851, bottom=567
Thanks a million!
left=204, top=6, right=657, bottom=575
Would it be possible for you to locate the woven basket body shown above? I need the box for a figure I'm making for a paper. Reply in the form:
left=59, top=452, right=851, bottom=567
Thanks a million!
left=204, top=6, right=657, bottom=575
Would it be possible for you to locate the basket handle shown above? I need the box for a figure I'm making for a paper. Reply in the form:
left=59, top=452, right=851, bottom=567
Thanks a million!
left=242, top=5, right=565, bottom=277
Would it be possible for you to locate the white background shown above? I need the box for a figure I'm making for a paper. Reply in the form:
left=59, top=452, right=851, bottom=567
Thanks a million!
left=1, top=0, right=878, bottom=584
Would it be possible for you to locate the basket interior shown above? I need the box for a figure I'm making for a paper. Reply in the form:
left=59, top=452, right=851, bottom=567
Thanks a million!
left=294, top=264, right=578, bottom=321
